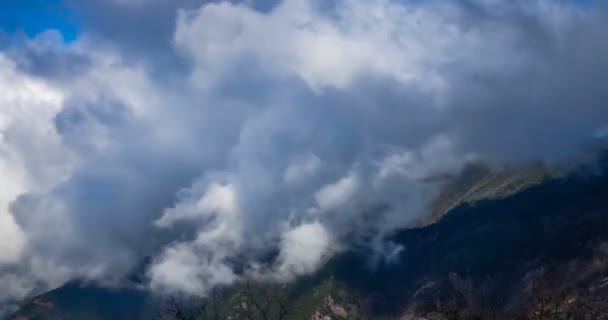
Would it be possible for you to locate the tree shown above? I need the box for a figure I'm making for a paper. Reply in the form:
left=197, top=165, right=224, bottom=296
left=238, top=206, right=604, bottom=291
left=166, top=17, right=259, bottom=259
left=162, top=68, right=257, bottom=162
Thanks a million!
left=159, top=281, right=289, bottom=320
left=424, top=284, right=608, bottom=320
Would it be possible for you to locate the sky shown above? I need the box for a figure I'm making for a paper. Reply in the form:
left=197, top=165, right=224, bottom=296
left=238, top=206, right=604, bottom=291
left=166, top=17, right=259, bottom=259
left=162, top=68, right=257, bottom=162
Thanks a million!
left=1, top=0, right=608, bottom=315
left=0, top=0, right=78, bottom=42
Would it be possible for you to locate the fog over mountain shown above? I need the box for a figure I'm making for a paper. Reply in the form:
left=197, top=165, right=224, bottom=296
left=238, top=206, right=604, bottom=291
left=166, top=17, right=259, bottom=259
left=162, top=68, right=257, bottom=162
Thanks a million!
left=1, top=0, right=608, bottom=314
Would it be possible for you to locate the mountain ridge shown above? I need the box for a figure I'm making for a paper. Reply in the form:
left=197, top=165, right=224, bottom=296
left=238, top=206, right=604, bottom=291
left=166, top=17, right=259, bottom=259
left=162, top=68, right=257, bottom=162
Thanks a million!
left=11, top=161, right=608, bottom=319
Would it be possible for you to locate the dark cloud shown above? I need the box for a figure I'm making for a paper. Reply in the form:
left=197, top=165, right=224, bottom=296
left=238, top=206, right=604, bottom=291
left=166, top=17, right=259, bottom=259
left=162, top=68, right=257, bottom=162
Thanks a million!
left=6, top=31, right=92, bottom=80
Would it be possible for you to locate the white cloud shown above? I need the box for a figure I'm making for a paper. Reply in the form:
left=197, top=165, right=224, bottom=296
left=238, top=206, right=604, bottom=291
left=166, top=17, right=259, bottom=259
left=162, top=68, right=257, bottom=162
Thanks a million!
left=156, top=182, right=240, bottom=228
left=314, top=174, right=359, bottom=212
left=0, top=54, right=70, bottom=265
left=173, top=0, right=461, bottom=93
left=148, top=242, right=238, bottom=295
left=151, top=182, right=242, bottom=293
left=376, top=136, right=476, bottom=182
left=274, top=221, right=333, bottom=280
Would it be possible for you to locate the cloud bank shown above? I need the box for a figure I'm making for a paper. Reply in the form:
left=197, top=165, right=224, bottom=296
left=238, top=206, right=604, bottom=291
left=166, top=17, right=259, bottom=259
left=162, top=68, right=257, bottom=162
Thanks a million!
left=1, top=0, right=608, bottom=312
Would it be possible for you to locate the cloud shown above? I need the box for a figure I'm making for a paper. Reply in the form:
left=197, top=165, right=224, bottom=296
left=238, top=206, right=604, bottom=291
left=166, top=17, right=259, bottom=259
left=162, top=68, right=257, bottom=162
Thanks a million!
left=314, top=174, right=359, bottom=212
left=274, top=221, right=333, bottom=280
left=151, top=182, right=242, bottom=295
left=0, top=51, right=76, bottom=314
left=284, top=153, right=322, bottom=186
left=0, top=52, right=70, bottom=263
left=1, top=0, right=608, bottom=307
left=173, top=0, right=453, bottom=92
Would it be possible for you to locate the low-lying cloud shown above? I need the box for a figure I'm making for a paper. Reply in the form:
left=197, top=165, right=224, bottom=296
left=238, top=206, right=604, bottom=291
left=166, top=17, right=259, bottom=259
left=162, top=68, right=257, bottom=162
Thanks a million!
left=1, top=0, right=608, bottom=313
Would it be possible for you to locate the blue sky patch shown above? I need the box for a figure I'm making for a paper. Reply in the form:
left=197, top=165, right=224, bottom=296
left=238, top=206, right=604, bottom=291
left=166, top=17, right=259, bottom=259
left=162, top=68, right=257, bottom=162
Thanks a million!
left=0, top=0, right=78, bottom=42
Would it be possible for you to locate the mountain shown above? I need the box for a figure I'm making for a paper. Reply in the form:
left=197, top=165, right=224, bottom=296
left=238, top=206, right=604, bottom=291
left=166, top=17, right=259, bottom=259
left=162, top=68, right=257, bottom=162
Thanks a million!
left=424, top=162, right=558, bottom=225
left=10, top=160, right=608, bottom=319
left=8, top=281, right=156, bottom=320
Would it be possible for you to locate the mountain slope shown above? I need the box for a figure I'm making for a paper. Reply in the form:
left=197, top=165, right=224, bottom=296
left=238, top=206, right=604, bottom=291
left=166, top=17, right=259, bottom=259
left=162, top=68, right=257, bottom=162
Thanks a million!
left=11, top=162, right=608, bottom=319
left=9, top=281, right=155, bottom=320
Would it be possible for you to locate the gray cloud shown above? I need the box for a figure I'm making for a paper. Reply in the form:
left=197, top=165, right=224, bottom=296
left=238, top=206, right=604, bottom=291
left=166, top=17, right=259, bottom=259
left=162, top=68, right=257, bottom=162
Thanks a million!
left=59, top=0, right=282, bottom=77
left=0, top=0, right=607, bottom=310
